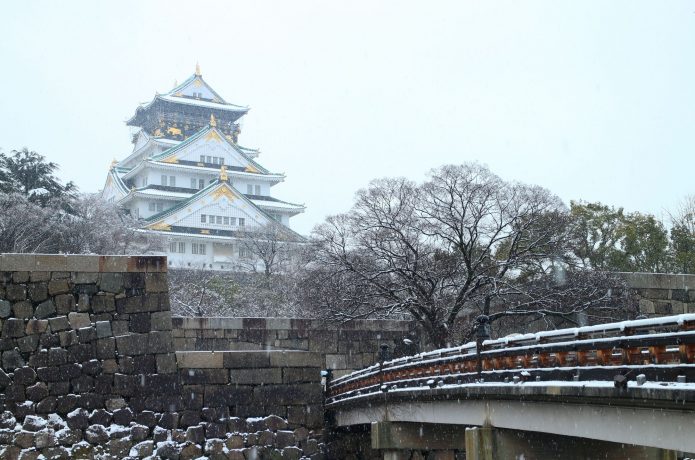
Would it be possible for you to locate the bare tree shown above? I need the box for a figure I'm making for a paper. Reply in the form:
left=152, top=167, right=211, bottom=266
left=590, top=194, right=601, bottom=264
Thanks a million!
left=0, top=193, right=59, bottom=253
left=668, top=194, right=695, bottom=273
left=0, top=192, right=164, bottom=255
left=168, top=267, right=308, bottom=318
left=308, top=163, right=630, bottom=347
left=58, top=194, right=164, bottom=255
left=235, top=222, right=304, bottom=277
left=168, top=268, right=240, bottom=317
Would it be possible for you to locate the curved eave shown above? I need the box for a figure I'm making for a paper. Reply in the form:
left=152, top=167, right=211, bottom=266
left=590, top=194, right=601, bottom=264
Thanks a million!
left=121, top=160, right=285, bottom=183
left=109, top=168, right=130, bottom=196
left=252, top=201, right=306, bottom=215
left=127, top=95, right=248, bottom=126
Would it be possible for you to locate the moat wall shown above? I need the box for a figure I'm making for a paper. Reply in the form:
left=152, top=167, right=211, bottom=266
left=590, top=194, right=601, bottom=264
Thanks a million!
left=0, top=254, right=324, bottom=459
left=172, top=317, right=416, bottom=379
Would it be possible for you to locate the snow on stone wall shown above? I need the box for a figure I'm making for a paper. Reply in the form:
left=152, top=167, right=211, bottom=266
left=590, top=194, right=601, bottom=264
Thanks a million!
left=0, top=254, right=325, bottom=459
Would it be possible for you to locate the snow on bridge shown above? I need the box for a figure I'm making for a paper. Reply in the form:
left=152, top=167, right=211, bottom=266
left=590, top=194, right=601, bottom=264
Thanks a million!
left=326, top=314, right=695, bottom=454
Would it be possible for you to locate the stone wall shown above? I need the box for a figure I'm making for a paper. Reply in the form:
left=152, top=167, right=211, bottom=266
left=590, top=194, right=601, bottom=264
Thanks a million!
left=0, top=254, right=325, bottom=459
left=619, top=272, right=695, bottom=316
left=0, top=254, right=174, bottom=419
left=172, top=317, right=417, bottom=378
left=176, top=350, right=323, bottom=430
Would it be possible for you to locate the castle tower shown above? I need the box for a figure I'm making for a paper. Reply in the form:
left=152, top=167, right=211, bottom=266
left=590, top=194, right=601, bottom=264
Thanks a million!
left=101, top=65, right=305, bottom=270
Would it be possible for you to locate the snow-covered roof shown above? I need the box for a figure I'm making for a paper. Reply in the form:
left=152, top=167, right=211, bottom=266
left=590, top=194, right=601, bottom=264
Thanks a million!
left=149, top=125, right=270, bottom=174
left=250, top=198, right=305, bottom=212
left=143, top=178, right=306, bottom=242
left=120, top=159, right=284, bottom=184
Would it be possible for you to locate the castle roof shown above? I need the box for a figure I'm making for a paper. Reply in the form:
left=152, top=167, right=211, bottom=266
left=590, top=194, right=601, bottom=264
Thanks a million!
left=142, top=176, right=305, bottom=242
left=126, top=68, right=249, bottom=127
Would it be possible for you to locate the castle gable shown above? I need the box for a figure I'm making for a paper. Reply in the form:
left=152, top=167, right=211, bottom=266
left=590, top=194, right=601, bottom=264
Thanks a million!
left=153, top=126, right=268, bottom=173
left=145, top=180, right=272, bottom=233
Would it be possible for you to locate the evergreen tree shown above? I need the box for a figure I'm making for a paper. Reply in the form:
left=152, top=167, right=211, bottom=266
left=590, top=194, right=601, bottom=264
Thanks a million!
left=0, top=148, right=77, bottom=206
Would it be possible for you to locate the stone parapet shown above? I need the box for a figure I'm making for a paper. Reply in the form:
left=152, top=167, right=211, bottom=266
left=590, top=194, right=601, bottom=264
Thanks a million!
left=0, top=253, right=167, bottom=273
left=175, top=351, right=323, bottom=428
left=172, top=317, right=417, bottom=378
left=617, top=272, right=695, bottom=316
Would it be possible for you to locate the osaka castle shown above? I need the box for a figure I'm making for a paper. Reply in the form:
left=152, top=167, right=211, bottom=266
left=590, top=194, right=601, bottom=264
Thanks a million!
left=101, top=64, right=305, bottom=270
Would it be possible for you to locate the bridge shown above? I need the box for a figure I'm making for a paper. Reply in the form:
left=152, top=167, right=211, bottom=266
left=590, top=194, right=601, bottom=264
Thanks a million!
left=325, top=314, right=695, bottom=459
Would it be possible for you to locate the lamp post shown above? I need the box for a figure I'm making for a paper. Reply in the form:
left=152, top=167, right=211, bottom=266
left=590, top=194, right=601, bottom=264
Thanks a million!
left=475, top=315, right=491, bottom=380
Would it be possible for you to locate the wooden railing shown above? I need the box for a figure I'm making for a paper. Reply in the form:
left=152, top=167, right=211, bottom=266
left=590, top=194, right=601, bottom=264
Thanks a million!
left=327, top=314, right=695, bottom=403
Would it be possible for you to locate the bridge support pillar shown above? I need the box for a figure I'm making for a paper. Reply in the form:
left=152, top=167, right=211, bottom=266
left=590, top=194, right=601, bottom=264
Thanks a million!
left=465, top=426, right=679, bottom=460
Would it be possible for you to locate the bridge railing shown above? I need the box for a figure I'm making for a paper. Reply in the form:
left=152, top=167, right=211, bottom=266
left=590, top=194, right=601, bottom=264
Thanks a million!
left=327, top=313, right=695, bottom=403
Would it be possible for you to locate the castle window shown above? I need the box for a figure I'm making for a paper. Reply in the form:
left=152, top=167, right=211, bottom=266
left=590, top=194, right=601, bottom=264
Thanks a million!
left=149, top=202, right=156, bottom=212
left=230, top=217, right=237, bottom=225
left=190, top=178, right=197, bottom=189
left=200, top=155, right=205, bottom=163
left=206, top=156, right=212, bottom=163
left=255, top=185, right=261, bottom=195
left=201, top=214, right=206, bottom=223
left=156, top=203, right=163, bottom=212
left=239, top=218, right=245, bottom=227
left=239, top=247, right=250, bottom=258
left=192, top=243, right=198, bottom=255
left=169, top=242, right=177, bottom=253
left=169, top=176, right=176, bottom=187
left=199, top=179, right=205, bottom=189
left=224, top=217, right=230, bottom=225
left=161, top=175, right=168, bottom=186
left=219, top=158, right=224, bottom=166
left=178, top=242, right=186, bottom=253
left=212, top=157, right=218, bottom=165
left=216, top=216, right=222, bottom=225
left=246, top=184, right=253, bottom=194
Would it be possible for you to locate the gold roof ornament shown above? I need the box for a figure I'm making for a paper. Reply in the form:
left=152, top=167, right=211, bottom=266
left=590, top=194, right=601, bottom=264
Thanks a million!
left=209, top=114, right=217, bottom=127
left=219, top=165, right=228, bottom=181
left=110, top=159, right=118, bottom=169
left=195, top=61, right=201, bottom=76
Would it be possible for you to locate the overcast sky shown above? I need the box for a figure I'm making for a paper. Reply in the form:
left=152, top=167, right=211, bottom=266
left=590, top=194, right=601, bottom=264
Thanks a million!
left=1, top=1, right=693, bottom=234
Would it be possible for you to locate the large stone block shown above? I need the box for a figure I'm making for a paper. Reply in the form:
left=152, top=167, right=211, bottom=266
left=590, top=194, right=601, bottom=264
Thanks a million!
left=151, top=311, right=173, bottom=331
left=179, top=368, right=229, bottom=385
left=222, top=351, right=272, bottom=368
left=47, top=279, right=70, bottom=296
left=3, top=318, right=26, bottom=337
left=0, top=300, right=10, bottom=318
left=12, top=301, right=33, bottom=319
left=35, top=255, right=68, bottom=272
left=6, top=285, right=27, bottom=302
left=25, top=319, right=48, bottom=335
left=204, top=384, right=253, bottom=406
left=99, top=273, right=124, bottom=293
left=156, top=353, right=177, bottom=374
left=91, top=294, right=115, bottom=313
left=283, top=367, right=321, bottom=384
left=116, top=333, right=148, bottom=356
left=17, top=334, right=39, bottom=353
left=176, top=351, right=223, bottom=368
left=145, top=273, right=168, bottom=293
left=253, top=383, right=323, bottom=406
left=1, top=254, right=36, bottom=271
left=269, top=351, right=323, bottom=368
left=27, top=283, right=48, bottom=302
left=34, top=300, right=56, bottom=319
left=230, top=368, right=283, bottom=385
